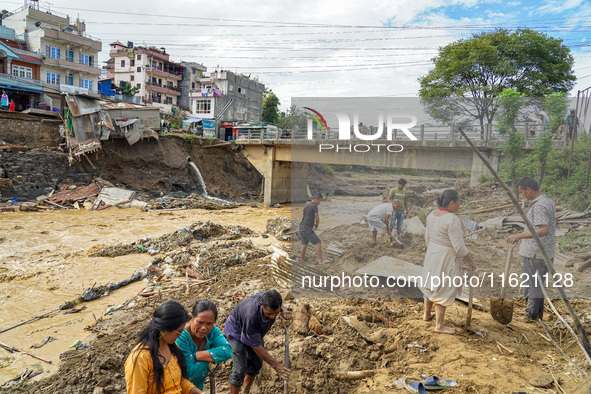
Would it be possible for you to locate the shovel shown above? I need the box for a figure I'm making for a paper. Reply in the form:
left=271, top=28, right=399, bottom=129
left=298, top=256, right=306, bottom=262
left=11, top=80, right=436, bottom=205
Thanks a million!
left=281, top=315, right=294, bottom=394
left=490, top=247, right=515, bottom=324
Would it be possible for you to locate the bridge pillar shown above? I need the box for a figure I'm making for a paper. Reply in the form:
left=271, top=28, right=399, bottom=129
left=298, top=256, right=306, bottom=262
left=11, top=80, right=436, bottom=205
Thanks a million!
left=241, top=145, right=308, bottom=205
left=470, top=149, right=499, bottom=186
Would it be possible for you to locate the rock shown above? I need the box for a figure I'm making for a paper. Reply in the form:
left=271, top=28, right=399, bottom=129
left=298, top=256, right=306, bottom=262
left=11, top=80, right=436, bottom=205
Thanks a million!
left=530, top=374, right=554, bottom=388
left=308, top=316, right=323, bottom=335
left=92, top=388, right=104, bottom=394
left=293, top=304, right=311, bottom=335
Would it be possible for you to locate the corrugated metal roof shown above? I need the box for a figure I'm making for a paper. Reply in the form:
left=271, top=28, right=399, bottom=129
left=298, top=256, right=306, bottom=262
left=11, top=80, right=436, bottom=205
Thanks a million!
left=65, top=95, right=102, bottom=117
left=98, top=101, right=155, bottom=110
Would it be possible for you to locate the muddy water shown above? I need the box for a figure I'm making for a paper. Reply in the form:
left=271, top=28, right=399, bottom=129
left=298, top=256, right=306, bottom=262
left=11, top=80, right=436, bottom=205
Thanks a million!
left=291, top=195, right=382, bottom=229
left=0, top=205, right=290, bottom=383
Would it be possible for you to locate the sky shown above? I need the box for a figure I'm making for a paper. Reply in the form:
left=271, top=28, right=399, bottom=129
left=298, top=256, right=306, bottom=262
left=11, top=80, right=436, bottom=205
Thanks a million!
left=4, top=0, right=591, bottom=110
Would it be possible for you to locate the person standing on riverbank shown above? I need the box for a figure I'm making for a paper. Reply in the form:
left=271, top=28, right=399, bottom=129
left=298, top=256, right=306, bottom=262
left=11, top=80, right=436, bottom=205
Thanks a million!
left=388, top=178, right=409, bottom=240
left=506, top=176, right=556, bottom=322
left=299, top=194, right=325, bottom=264
left=224, top=290, right=291, bottom=394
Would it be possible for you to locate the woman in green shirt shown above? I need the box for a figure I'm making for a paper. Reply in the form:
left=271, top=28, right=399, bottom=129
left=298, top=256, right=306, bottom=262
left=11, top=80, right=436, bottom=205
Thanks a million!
left=176, top=300, right=232, bottom=391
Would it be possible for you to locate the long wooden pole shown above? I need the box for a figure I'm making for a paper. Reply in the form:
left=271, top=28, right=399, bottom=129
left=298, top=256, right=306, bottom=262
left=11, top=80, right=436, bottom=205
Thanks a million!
left=0, top=341, right=52, bottom=364
left=457, top=127, right=591, bottom=357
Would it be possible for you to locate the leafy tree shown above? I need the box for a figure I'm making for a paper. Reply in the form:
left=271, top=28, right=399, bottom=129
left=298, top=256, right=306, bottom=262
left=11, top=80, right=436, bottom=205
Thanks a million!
left=419, top=29, right=575, bottom=137
left=262, top=89, right=280, bottom=124
left=535, top=93, right=569, bottom=186
left=497, top=88, right=525, bottom=194
left=121, top=82, right=140, bottom=97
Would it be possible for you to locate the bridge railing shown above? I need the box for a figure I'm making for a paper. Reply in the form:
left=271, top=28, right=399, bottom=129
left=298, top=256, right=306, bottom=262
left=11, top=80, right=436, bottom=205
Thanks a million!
left=285, top=122, right=569, bottom=143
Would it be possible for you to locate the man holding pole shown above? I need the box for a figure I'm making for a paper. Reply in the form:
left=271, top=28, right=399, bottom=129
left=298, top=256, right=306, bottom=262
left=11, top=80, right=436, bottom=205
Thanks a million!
left=225, top=290, right=291, bottom=394
left=506, top=177, right=556, bottom=322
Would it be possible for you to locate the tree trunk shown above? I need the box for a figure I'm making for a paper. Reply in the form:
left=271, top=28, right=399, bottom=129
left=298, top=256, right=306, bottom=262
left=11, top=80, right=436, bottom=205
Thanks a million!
left=538, top=158, right=546, bottom=188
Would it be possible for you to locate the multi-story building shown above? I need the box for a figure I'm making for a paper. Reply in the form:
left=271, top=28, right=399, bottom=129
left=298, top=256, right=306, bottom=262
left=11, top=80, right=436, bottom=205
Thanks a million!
left=108, top=42, right=183, bottom=110
left=179, top=61, right=207, bottom=109
left=0, top=25, right=44, bottom=111
left=189, top=69, right=265, bottom=139
left=2, top=5, right=102, bottom=108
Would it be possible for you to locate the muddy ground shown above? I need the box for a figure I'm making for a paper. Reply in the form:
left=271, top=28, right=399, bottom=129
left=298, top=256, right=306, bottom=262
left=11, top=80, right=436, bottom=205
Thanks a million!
left=2, top=173, right=591, bottom=393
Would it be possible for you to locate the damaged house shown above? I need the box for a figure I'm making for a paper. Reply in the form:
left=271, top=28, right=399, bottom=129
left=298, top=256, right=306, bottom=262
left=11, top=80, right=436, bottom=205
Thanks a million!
left=63, top=94, right=160, bottom=159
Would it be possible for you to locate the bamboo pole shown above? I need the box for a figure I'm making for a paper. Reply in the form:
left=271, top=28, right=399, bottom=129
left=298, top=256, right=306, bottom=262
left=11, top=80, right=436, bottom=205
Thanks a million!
left=458, top=127, right=591, bottom=357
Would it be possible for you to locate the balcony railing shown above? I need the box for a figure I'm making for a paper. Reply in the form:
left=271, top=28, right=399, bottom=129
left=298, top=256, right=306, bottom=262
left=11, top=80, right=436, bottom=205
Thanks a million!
left=145, top=66, right=182, bottom=80
left=42, top=56, right=101, bottom=75
left=145, top=81, right=181, bottom=96
left=0, top=72, right=44, bottom=87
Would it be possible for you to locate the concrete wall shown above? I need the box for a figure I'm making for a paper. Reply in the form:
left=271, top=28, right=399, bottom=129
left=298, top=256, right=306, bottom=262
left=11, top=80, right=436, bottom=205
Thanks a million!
left=216, top=71, right=264, bottom=123
left=0, top=112, right=62, bottom=148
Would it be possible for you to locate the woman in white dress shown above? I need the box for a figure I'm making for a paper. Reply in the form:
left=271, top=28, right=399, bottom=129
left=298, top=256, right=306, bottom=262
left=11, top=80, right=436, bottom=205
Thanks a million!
left=420, top=189, right=475, bottom=334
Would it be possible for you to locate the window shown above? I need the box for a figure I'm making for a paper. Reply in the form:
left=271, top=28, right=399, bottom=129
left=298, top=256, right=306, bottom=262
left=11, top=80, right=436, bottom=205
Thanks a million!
left=89, top=56, right=94, bottom=67
left=12, top=65, right=32, bottom=79
left=130, top=75, right=134, bottom=81
left=68, top=74, right=73, bottom=85
left=130, top=59, right=135, bottom=67
left=81, top=54, right=89, bottom=65
left=121, top=60, right=125, bottom=67
left=238, top=87, right=245, bottom=94
left=229, top=84, right=233, bottom=91
left=136, top=83, right=141, bottom=88
left=195, top=99, right=211, bottom=114
left=192, top=69, right=195, bottom=74
left=166, top=97, right=173, bottom=104
left=81, top=79, right=93, bottom=91
left=67, top=49, right=73, bottom=62
left=192, top=82, right=195, bottom=89
left=137, top=67, right=141, bottom=72
left=46, top=72, right=61, bottom=85
left=46, top=45, right=61, bottom=59
left=137, top=55, right=141, bottom=60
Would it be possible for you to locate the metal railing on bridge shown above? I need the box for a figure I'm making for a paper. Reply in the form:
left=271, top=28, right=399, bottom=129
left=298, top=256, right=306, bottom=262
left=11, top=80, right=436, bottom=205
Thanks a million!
left=236, top=122, right=569, bottom=143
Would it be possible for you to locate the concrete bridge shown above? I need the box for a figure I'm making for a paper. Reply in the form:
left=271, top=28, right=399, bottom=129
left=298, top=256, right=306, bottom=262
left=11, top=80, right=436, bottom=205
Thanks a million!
left=227, top=128, right=567, bottom=205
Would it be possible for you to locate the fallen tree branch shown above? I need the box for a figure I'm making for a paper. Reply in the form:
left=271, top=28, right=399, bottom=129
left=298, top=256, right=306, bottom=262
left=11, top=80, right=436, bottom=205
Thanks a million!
left=539, top=318, right=586, bottom=376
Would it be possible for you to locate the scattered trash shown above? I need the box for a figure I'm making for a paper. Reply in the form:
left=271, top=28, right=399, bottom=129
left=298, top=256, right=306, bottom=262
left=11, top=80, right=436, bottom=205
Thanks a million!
left=2, top=363, right=44, bottom=386
left=30, top=336, right=58, bottom=349
left=266, top=216, right=292, bottom=241
left=68, top=340, right=82, bottom=349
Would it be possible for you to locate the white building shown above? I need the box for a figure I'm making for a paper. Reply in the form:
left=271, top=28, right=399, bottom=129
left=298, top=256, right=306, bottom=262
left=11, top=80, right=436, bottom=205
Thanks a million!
left=107, top=42, right=183, bottom=112
left=3, top=5, right=102, bottom=108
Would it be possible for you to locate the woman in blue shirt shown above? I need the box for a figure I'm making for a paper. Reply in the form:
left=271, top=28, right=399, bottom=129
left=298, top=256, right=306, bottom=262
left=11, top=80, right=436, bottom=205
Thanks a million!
left=176, top=300, right=232, bottom=391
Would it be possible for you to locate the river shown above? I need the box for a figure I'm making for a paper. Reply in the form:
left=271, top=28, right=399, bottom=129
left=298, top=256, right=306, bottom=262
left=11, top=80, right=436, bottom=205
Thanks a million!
left=0, top=195, right=384, bottom=384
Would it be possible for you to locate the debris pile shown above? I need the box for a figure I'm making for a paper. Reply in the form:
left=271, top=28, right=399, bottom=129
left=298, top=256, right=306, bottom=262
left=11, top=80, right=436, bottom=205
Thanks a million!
left=144, top=194, right=239, bottom=211
left=266, top=215, right=292, bottom=241
left=89, top=221, right=253, bottom=258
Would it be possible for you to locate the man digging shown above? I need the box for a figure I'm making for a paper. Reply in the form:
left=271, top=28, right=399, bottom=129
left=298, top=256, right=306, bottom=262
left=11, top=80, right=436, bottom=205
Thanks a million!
left=367, top=199, right=401, bottom=244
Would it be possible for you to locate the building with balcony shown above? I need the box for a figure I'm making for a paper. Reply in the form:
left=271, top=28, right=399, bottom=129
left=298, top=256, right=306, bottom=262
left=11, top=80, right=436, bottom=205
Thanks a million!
left=188, top=69, right=265, bottom=139
left=0, top=25, right=44, bottom=111
left=2, top=5, right=102, bottom=109
left=108, top=42, right=183, bottom=111
left=179, top=61, right=207, bottom=109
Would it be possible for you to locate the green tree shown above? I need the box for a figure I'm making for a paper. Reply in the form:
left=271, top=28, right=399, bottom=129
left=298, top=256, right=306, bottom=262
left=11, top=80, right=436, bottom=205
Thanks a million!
left=262, top=89, right=280, bottom=124
left=497, top=88, right=525, bottom=194
left=121, top=82, right=140, bottom=97
left=536, top=92, right=569, bottom=186
left=419, top=29, right=575, bottom=137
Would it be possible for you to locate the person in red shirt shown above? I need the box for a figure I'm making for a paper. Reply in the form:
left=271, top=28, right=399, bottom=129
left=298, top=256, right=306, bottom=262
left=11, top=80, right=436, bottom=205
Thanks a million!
left=8, top=100, right=15, bottom=112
